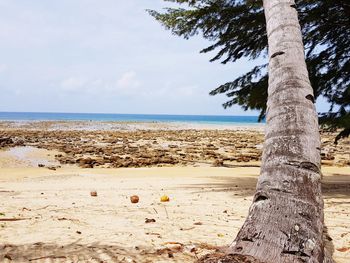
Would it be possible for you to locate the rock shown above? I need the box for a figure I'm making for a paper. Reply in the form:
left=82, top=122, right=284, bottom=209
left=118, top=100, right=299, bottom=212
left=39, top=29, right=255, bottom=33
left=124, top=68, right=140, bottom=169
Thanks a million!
left=47, top=166, right=57, bottom=170
left=81, top=164, right=93, bottom=169
left=145, top=218, right=156, bottom=223
left=213, top=159, right=224, bottom=167
left=0, top=137, right=13, bottom=147
left=77, top=158, right=95, bottom=168
left=90, top=191, right=97, bottom=197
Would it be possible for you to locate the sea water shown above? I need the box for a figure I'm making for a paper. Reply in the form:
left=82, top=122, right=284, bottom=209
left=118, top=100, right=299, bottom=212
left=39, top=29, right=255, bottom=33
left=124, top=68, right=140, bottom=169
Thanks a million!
left=0, top=112, right=265, bottom=126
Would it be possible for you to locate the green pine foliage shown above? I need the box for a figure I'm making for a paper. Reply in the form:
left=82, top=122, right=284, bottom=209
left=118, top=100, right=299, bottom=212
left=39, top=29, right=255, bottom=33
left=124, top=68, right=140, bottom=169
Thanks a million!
left=149, top=0, right=350, bottom=141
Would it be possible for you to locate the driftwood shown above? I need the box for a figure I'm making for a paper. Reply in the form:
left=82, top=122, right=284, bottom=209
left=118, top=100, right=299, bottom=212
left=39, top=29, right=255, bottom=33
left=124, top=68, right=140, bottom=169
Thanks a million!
left=0, top=218, right=30, bottom=222
left=29, top=255, right=67, bottom=261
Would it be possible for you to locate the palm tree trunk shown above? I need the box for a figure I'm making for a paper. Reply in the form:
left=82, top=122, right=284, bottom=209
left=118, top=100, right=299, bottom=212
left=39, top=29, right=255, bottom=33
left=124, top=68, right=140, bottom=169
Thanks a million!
left=200, top=0, right=333, bottom=262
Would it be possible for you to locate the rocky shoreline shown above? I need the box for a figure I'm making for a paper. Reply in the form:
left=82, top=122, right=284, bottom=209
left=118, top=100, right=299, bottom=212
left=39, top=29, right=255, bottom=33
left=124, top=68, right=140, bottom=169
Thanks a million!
left=0, top=121, right=349, bottom=169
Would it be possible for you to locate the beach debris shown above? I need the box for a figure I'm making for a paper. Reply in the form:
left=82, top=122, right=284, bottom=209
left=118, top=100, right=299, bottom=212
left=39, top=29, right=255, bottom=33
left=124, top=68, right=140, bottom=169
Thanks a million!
left=336, top=247, right=350, bottom=252
left=35, top=205, right=56, bottom=210
left=90, top=191, right=97, bottom=197
left=130, top=195, right=139, bottom=203
left=163, top=242, right=184, bottom=251
left=29, top=256, right=67, bottom=261
left=160, top=195, right=170, bottom=202
left=180, top=227, right=195, bottom=231
left=38, top=163, right=45, bottom=167
left=0, top=218, right=30, bottom=222
left=120, top=257, right=135, bottom=263
left=57, top=217, right=81, bottom=223
left=76, top=231, right=82, bottom=234
left=145, top=218, right=156, bottom=223
left=194, top=222, right=203, bottom=225
left=163, top=206, right=169, bottom=218
left=0, top=212, right=5, bottom=216
left=47, top=165, right=60, bottom=170
left=155, top=242, right=184, bottom=258
left=4, top=254, right=12, bottom=260
left=340, top=232, right=349, bottom=238
left=0, top=190, right=15, bottom=193
left=217, top=233, right=225, bottom=237
left=145, top=232, right=161, bottom=237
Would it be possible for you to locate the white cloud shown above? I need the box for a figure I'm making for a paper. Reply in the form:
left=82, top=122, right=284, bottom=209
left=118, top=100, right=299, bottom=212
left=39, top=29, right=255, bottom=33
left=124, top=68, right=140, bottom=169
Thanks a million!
left=58, top=71, right=197, bottom=100
left=117, top=71, right=140, bottom=90
left=175, top=85, right=198, bottom=97
left=0, top=64, right=8, bottom=73
left=61, top=77, right=86, bottom=91
left=59, top=71, right=143, bottom=96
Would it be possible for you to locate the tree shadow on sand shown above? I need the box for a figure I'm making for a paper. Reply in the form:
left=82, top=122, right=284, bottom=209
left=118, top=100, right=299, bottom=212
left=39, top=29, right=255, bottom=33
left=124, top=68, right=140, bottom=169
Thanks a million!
left=1, top=241, right=217, bottom=263
left=322, top=174, right=350, bottom=199
left=176, top=175, right=258, bottom=197
left=178, top=173, right=350, bottom=199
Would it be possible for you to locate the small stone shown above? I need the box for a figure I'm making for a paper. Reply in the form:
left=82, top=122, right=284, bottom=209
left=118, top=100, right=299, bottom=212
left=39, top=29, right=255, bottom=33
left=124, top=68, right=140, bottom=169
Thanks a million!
left=213, top=159, right=224, bottom=167
left=145, top=218, right=156, bottom=223
left=294, top=225, right=300, bottom=232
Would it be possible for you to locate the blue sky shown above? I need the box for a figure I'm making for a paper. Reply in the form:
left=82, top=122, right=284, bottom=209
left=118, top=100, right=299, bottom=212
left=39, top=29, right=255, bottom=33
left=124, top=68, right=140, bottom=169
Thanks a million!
left=0, top=0, right=329, bottom=115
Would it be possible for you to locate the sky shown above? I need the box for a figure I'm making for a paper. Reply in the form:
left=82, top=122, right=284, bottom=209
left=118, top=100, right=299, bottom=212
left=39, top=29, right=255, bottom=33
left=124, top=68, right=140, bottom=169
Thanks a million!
left=0, top=0, right=329, bottom=116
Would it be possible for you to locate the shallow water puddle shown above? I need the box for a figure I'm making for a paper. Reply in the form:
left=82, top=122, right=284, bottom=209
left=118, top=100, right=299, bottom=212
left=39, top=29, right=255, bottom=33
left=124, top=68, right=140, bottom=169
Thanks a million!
left=0, top=146, right=60, bottom=168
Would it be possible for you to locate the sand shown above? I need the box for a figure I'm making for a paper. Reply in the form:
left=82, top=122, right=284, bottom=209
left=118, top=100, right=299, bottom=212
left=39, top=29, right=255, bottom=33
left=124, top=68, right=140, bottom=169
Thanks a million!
left=0, top=122, right=349, bottom=262
left=0, top=166, right=349, bottom=262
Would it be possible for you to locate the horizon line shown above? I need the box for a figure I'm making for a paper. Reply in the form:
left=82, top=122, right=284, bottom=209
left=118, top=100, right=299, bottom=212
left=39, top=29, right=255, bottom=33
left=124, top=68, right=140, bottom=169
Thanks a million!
left=0, top=111, right=260, bottom=118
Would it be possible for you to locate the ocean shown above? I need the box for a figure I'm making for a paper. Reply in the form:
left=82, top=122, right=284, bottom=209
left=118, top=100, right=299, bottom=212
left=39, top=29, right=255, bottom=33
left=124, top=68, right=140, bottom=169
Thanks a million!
left=0, top=112, right=264, bottom=126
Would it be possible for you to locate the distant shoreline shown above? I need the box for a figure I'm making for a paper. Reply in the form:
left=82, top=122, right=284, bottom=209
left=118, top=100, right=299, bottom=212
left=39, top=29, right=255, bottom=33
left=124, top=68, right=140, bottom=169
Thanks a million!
left=0, top=111, right=265, bottom=126
left=0, top=120, right=265, bottom=131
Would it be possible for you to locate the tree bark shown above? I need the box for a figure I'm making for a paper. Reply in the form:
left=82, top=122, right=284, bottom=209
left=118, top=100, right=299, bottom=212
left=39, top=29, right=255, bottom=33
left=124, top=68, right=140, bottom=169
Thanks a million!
left=199, top=0, right=333, bottom=262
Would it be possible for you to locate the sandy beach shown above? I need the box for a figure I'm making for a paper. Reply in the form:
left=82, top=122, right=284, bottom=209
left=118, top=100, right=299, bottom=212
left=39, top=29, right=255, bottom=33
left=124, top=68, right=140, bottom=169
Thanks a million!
left=0, top=121, right=349, bottom=262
